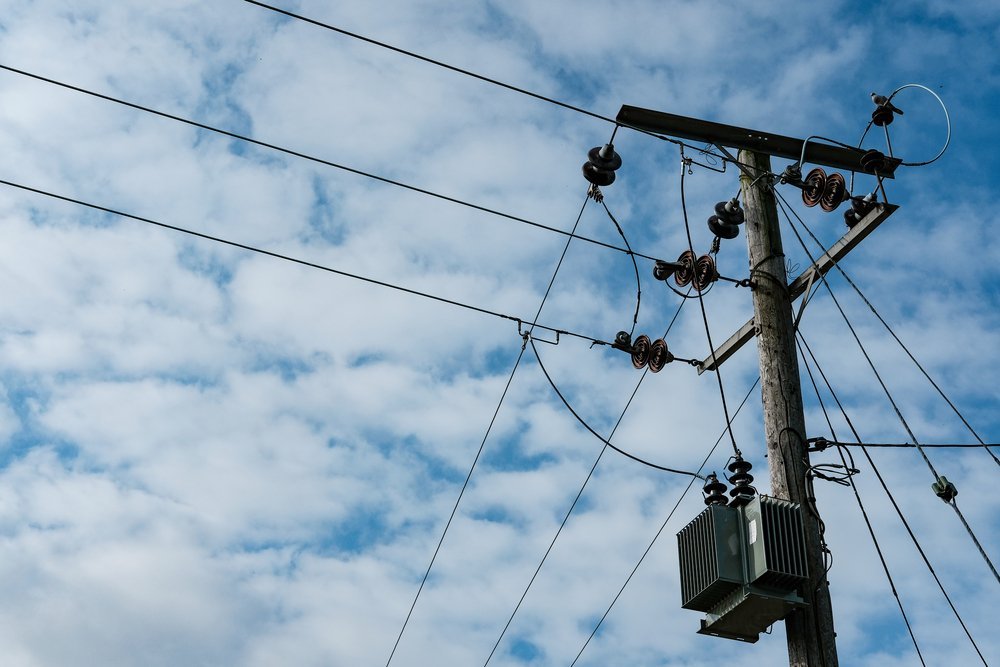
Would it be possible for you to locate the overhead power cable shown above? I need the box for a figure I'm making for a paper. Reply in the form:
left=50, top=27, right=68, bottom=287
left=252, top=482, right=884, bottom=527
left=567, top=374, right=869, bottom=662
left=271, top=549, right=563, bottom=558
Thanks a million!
left=386, top=195, right=591, bottom=665
left=797, top=337, right=925, bottom=665
left=570, top=377, right=761, bottom=666
left=0, top=64, right=659, bottom=263
left=774, top=187, right=998, bottom=468
left=796, top=332, right=987, bottom=664
left=775, top=192, right=1000, bottom=583
left=0, top=178, right=606, bottom=347
left=772, top=187, right=998, bottom=468
left=240, top=1, right=759, bottom=172
left=678, top=154, right=741, bottom=457
left=816, top=440, right=998, bottom=450
left=482, top=295, right=689, bottom=666
left=242, top=0, right=614, bottom=125
left=530, top=337, right=704, bottom=479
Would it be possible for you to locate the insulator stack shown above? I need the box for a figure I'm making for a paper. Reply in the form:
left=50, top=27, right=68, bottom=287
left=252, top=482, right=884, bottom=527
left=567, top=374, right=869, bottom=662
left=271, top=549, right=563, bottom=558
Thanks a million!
left=673, top=250, right=696, bottom=287
left=693, top=255, right=719, bottom=291
left=631, top=334, right=651, bottom=369
left=615, top=332, right=675, bottom=373
left=727, top=457, right=757, bottom=507
left=707, top=198, right=745, bottom=240
left=802, top=167, right=850, bottom=212
left=843, top=194, right=876, bottom=228
left=820, top=172, right=848, bottom=212
left=871, top=105, right=895, bottom=127
left=647, top=337, right=673, bottom=373
left=703, top=473, right=729, bottom=506
left=582, top=144, right=622, bottom=186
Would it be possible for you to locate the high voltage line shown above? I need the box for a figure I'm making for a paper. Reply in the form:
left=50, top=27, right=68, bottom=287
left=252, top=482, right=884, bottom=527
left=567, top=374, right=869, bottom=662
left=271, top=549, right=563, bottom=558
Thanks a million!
left=0, top=64, right=661, bottom=264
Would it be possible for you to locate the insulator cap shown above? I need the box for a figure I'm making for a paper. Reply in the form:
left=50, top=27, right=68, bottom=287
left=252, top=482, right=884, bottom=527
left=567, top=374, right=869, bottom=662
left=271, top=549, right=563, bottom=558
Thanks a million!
left=582, top=144, right=622, bottom=186
left=613, top=330, right=632, bottom=350
left=820, top=172, right=848, bottom=212
left=588, top=144, right=622, bottom=171
left=802, top=167, right=827, bottom=208
left=703, top=473, right=729, bottom=506
left=631, top=334, right=651, bottom=369
left=693, top=254, right=719, bottom=291
left=582, top=162, right=616, bottom=186
left=860, top=149, right=889, bottom=174
left=673, top=250, right=696, bottom=287
left=647, top=338, right=673, bottom=373
left=707, top=215, right=739, bottom=240
left=653, top=260, right=679, bottom=281
left=727, top=457, right=757, bottom=507
left=871, top=105, right=895, bottom=127
left=714, top=199, right=745, bottom=225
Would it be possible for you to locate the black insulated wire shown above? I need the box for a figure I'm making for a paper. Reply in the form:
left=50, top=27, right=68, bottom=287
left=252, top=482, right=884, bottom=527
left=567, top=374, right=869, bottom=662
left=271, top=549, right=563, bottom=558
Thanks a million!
left=245, top=1, right=761, bottom=174
left=386, top=194, right=591, bottom=665
left=797, top=336, right=927, bottom=666
left=774, top=186, right=998, bottom=468
left=600, top=201, right=641, bottom=337
left=481, top=284, right=690, bottom=667
left=795, top=315, right=988, bottom=665
left=530, top=337, right=704, bottom=480
left=678, top=156, right=741, bottom=458
left=0, top=178, right=606, bottom=348
left=0, top=64, right=660, bottom=264
left=569, top=378, right=761, bottom=667
left=774, top=191, right=1000, bottom=586
left=383, top=342, right=527, bottom=667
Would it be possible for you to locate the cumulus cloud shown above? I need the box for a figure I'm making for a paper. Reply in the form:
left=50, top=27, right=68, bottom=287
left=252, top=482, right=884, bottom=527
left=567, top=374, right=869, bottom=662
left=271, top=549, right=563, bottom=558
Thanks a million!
left=0, top=1, right=996, bottom=665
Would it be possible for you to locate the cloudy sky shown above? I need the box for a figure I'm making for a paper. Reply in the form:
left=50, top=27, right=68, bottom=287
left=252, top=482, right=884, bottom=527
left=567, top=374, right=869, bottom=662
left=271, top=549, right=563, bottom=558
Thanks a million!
left=0, top=1, right=997, bottom=665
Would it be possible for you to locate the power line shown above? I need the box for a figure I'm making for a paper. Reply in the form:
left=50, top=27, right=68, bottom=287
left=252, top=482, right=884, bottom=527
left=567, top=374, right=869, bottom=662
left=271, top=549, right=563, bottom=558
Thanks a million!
left=383, top=343, right=527, bottom=667
left=0, top=63, right=661, bottom=263
left=530, top=337, right=704, bottom=479
left=797, top=336, right=926, bottom=666
left=816, top=440, right=999, bottom=450
left=240, top=1, right=759, bottom=173
left=600, top=199, right=641, bottom=338
left=0, top=177, right=607, bottom=347
left=385, top=195, right=591, bottom=665
left=678, top=153, right=741, bottom=457
left=775, top=191, right=1000, bottom=584
left=772, top=185, right=998, bottom=468
left=242, top=0, right=615, bottom=125
left=481, top=293, right=691, bottom=666
left=569, top=377, right=761, bottom=667
left=795, top=331, right=987, bottom=664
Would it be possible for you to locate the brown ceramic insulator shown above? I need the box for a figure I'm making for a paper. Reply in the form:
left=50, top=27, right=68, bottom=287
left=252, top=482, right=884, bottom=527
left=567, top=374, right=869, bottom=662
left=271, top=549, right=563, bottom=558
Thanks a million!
left=820, top=172, right=848, bottom=212
left=802, top=167, right=827, bottom=208
left=647, top=338, right=673, bottom=373
left=693, top=254, right=719, bottom=291
left=631, top=334, right=651, bottom=369
left=673, top=250, right=696, bottom=287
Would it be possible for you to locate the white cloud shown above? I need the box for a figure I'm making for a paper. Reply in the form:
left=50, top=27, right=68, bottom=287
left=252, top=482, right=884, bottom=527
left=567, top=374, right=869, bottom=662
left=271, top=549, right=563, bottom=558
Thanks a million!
left=0, top=1, right=996, bottom=665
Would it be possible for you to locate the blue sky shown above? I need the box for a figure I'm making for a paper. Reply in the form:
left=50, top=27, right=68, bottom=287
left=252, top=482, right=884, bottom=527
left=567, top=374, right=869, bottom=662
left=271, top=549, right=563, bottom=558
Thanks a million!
left=0, top=1, right=997, bottom=665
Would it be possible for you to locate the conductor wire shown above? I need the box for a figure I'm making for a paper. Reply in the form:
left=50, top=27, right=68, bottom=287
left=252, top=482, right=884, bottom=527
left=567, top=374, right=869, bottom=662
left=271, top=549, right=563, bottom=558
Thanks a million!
left=569, top=377, right=761, bottom=667
left=772, top=188, right=998, bottom=467
left=385, top=194, right=591, bottom=666
left=0, top=64, right=658, bottom=263
left=481, top=296, right=689, bottom=666
left=679, top=155, right=741, bottom=457
left=797, top=336, right=926, bottom=666
left=0, top=178, right=607, bottom=347
left=796, top=333, right=987, bottom=664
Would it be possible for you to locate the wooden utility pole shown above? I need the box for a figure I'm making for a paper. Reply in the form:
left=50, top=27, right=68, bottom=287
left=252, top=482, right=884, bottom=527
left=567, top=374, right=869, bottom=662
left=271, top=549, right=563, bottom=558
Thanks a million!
left=740, top=149, right=839, bottom=667
left=615, top=105, right=884, bottom=666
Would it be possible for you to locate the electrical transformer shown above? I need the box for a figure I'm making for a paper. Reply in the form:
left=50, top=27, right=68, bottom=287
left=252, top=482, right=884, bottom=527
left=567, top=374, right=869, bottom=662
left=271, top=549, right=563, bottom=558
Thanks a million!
left=676, top=495, right=809, bottom=642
